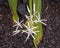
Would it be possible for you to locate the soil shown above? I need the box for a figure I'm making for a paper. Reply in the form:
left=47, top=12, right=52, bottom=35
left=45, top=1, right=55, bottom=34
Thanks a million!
left=0, top=0, right=60, bottom=48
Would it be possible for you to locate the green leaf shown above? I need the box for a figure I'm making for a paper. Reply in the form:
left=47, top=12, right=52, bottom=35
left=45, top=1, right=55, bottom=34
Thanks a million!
left=8, top=0, right=18, bottom=21
left=33, top=0, right=43, bottom=47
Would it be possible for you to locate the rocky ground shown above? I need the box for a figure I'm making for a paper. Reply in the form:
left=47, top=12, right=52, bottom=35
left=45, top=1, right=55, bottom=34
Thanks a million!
left=0, top=0, right=60, bottom=48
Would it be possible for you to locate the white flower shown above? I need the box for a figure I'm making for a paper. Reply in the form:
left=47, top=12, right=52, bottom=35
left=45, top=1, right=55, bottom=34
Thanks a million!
left=34, top=13, right=47, bottom=26
left=13, top=18, right=24, bottom=35
left=22, top=24, right=39, bottom=41
left=13, top=30, right=20, bottom=35
left=13, top=18, right=24, bottom=30
left=12, top=18, right=24, bottom=35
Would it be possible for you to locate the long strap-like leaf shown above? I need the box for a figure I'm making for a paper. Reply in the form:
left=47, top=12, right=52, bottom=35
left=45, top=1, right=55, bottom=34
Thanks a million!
left=8, top=0, right=18, bottom=21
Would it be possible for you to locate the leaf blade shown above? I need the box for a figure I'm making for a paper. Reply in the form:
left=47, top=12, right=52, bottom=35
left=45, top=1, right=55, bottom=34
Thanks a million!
left=8, top=0, right=18, bottom=21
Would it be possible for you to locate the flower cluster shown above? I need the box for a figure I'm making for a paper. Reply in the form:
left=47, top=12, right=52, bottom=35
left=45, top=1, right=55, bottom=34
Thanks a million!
left=13, top=18, right=24, bottom=35
left=13, top=3, right=47, bottom=41
left=22, top=24, right=39, bottom=41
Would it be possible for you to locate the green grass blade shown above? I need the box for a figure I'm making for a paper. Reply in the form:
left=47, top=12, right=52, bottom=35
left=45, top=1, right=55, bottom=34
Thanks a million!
left=8, top=0, right=18, bottom=21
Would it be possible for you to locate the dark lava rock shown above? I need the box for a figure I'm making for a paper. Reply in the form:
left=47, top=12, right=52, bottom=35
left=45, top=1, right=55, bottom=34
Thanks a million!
left=17, top=3, right=28, bottom=16
left=17, top=0, right=28, bottom=23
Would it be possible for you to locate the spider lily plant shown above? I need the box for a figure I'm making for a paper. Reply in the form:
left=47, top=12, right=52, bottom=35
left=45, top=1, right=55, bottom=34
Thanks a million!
left=22, top=0, right=47, bottom=47
left=8, top=0, right=47, bottom=48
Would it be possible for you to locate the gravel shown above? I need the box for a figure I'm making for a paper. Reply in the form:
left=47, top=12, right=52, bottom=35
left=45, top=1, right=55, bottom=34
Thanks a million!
left=0, top=0, right=60, bottom=48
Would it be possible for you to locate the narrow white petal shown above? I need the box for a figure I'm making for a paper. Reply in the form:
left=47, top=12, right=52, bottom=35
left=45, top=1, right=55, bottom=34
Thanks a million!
left=25, top=34, right=30, bottom=41
left=20, top=20, right=24, bottom=23
left=41, top=19, right=47, bottom=21
left=14, top=20, right=17, bottom=23
left=19, top=24, right=22, bottom=28
left=34, top=31, right=39, bottom=33
left=16, top=26, right=19, bottom=30
left=30, top=15, right=33, bottom=19
left=32, top=26, right=38, bottom=29
left=25, top=15, right=29, bottom=20
left=31, top=35, right=35, bottom=40
left=23, top=24, right=28, bottom=29
left=32, top=32, right=37, bottom=35
left=40, top=21, right=47, bottom=26
left=33, top=20, right=39, bottom=23
left=22, top=30, right=27, bottom=33
left=27, top=5, right=30, bottom=13
left=13, top=24, right=17, bottom=27
left=13, top=30, right=20, bottom=35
